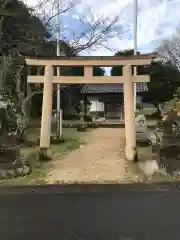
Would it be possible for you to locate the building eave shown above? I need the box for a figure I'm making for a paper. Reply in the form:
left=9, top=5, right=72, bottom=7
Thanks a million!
left=81, top=83, right=148, bottom=94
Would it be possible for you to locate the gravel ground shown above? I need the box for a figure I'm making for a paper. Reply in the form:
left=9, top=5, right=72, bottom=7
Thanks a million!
left=47, top=128, right=138, bottom=184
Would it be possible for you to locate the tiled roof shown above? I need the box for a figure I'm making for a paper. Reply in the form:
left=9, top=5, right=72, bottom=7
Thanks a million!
left=81, top=83, right=148, bottom=94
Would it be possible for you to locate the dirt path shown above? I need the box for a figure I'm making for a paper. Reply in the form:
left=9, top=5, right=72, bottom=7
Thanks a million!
left=47, top=128, right=137, bottom=183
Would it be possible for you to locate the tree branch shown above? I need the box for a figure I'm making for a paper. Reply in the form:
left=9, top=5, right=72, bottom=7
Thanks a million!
left=32, top=0, right=124, bottom=54
left=159, top=28, right=180, bottom=69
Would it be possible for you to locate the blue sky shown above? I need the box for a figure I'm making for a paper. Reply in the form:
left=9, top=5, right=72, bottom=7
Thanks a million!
left=23, top=0, right=180, bottom=56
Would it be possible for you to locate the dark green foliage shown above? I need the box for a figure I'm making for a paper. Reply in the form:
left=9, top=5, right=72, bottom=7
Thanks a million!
left=111, top=49, right=138, bottom=76
left=136, top=102, right=143, bottom=110
left=141, top=61, right=180, bottom=105
left=0, top=0, right=50, bottom=56
left=111, top=49, right=180, bottom=106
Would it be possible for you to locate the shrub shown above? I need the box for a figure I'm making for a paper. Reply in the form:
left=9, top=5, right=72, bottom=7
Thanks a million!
left=136, top=102, right=143, bottom=110
left=84, top=115, right=93, bottom=122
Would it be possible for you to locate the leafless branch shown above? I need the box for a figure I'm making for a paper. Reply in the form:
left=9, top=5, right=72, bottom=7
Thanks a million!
left=158, top=28, right=180, bottom=69
left=33, top=0, right=83, bottom=31
left=31, top=0, right=125, bottom=54
left=68, top=11, right=121, bottom=54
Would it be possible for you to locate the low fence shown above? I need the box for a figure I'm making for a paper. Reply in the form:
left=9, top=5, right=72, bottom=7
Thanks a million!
left=0, top=182, right=180, bottom=240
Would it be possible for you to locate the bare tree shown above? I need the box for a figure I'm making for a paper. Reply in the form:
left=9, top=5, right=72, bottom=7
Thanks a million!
left=31, top=0, right=83, bottom=34
left=158, top=28, right=180, bottom=69
left=32, top=0, right=125, bottom=54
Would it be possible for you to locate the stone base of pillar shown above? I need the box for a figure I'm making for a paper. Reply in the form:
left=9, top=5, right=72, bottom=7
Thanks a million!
left=50, top=135, right=65, bottom=144
left=125, top=145, right=137, bottom=161
left=39, top=148, right=52, bottom=161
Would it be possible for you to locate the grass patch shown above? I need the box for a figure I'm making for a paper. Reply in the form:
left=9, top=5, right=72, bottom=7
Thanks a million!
left=0, top=127, right=87, bottom=186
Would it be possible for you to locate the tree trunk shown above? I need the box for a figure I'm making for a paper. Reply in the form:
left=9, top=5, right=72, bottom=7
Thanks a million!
left=26, top=83, right=32, bottom=123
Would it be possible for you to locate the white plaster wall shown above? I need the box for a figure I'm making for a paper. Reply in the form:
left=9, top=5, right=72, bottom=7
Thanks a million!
left=88, top=96, right=104, bottom=112
left=90, top=101, right=97, bottom=112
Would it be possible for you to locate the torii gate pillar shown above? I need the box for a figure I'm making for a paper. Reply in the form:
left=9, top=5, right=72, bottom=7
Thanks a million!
left=39, top=65, right=53, bottom=154
left=123, top=65, right=136, bottom=161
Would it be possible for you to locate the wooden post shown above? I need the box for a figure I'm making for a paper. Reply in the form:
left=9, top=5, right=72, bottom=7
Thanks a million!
left=123, top=65, right=136, bottom=161
left=84, top=66, right=93, bottom=79
left=40, top=65, right=53, bottom=154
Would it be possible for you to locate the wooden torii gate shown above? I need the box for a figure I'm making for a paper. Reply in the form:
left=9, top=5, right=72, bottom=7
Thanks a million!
left=25, top=53, right=156, bottom=161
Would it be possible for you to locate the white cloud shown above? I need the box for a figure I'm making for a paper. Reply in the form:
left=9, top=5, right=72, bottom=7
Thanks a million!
left=22, top=0, right=180, bottom=55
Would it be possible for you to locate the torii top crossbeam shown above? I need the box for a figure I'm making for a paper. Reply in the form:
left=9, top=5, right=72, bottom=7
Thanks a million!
left=25, top=53, right=157, bottom=66
left=24, top=53, right=157, bottom=84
